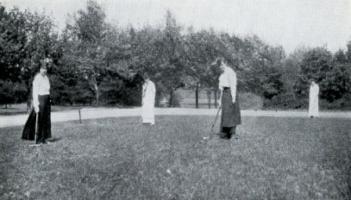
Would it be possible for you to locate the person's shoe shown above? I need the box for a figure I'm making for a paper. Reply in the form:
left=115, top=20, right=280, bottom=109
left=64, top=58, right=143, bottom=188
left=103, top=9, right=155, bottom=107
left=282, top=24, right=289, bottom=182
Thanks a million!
left=45, top=140, right=53, bottom=144
left=219, top=133, right=230, bottom=139
left=31, top=142, right=41, bottom=147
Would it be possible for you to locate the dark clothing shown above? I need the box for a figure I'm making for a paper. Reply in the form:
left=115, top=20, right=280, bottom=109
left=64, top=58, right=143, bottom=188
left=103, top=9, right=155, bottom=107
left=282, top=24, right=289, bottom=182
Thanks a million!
left=221, top=126, right=237, bottom=139
left=220, top=88, right=241, bottom=138
left=22, top=95, right=51, bottom=143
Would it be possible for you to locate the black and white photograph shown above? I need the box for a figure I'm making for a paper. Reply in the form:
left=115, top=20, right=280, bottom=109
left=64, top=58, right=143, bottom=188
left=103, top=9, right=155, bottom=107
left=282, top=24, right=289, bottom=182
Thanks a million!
left=0, top=0, right=350, bottom=199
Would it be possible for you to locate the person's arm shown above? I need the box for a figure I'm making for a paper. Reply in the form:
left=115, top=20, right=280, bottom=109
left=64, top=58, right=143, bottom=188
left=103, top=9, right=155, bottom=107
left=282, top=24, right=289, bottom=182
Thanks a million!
left=141, top=83, right=145, bottom=106
left=218, top=75, right=224, bottom=107
left=151, top=82, right=156, bottom=106
left=218, top=88, right=222, bottom=107
left=230, top=71, right=237, bottom=103
left=309, top=85, right=313, bottom=100
left=152, top=82, right=156, bottom=96
left=32, top=75, right=39, bottom=113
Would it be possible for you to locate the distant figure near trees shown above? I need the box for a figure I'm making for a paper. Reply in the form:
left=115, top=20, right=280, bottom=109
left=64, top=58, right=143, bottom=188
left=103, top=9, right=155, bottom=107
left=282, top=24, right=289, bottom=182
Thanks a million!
left=141, top=73, right=156, bottom=125
left=22, top=58, right=52, bottom=144
left=216, top=57, right=241, bottom=139
left=308, top=80, right=320, bottom=118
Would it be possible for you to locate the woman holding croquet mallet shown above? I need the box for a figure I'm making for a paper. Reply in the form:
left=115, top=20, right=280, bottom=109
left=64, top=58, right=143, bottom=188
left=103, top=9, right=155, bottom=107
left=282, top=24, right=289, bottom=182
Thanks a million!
left=22, top=58, right=52, bottom=145
left=216, top=57, right=241, bottom=139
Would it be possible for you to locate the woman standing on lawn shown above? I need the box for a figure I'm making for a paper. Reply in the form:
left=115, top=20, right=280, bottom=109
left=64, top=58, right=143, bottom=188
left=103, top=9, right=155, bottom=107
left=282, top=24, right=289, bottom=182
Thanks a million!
left=216, top=57, right=241, bottom=139
left=141, top=73, right=156, bottom=125
left=308, top=80, right=320, bottom=118
left=22, top=58, right=52, bottom=144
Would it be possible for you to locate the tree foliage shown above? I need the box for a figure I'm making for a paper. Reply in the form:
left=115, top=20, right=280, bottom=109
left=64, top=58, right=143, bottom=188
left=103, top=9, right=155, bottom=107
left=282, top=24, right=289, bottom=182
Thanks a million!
left=1, top=1, right=351, bottom=109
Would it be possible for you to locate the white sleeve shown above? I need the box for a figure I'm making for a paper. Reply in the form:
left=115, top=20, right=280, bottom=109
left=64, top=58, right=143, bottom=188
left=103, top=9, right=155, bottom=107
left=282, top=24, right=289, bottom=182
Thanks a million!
left=142, top=83, right=146, bottom=97
left=32, top=75, right=39, bottom=108
left=230, top=71, right=237, bottom=101
left=309, top=86, right=313, bottom=99
left=151, top=82, right=156, bottom=94
left=218, top=74, right=224, bottom=89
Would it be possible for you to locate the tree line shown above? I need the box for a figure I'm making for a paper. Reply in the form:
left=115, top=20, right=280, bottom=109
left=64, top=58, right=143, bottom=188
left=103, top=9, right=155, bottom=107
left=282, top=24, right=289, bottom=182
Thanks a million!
left=1, top=1, right=351, bottom=109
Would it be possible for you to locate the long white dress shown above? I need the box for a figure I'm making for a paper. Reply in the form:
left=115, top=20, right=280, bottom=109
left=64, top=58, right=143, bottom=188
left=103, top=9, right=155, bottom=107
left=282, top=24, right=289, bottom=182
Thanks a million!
left=142, top=80, right=156, bottom=124
left=308, top=83, right=319, bottom=117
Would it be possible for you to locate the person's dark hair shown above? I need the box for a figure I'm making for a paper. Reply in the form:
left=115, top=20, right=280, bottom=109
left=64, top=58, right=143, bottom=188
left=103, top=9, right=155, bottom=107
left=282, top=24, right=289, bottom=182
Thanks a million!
left=40, top=58, right=52, bottom=69
left=211, top=57, right=225, bottom=67
left=308, top=79, right=316, bottom=84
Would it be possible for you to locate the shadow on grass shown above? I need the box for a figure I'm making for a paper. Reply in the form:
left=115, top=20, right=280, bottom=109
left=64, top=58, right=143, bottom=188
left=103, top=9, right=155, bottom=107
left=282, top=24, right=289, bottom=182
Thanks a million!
left=46, top=137, right=62, bottom=143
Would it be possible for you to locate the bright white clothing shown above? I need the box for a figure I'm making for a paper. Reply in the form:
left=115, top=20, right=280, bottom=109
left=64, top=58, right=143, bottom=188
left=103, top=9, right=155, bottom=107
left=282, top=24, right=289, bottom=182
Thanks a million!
left=308, top=83, right=319, bottom=117
left=32, top=73, right=50, bottom=110
left=219, top=65, right=237, bottom=102
left=141, top=80, right=156, bottom=124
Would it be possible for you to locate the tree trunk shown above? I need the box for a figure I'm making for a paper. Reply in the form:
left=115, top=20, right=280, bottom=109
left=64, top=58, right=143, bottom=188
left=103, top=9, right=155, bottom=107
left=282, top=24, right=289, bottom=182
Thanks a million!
left=168, top=89, right=174, bottom=107
left=195, top=83, right=199, bottom=109
left=94, top=83, right=99, bottom=106
left=207, top=90, right=211, bottom=109
left=27, top=100, right=31, bottom=113
left=214, top=89, right=218, bottom=108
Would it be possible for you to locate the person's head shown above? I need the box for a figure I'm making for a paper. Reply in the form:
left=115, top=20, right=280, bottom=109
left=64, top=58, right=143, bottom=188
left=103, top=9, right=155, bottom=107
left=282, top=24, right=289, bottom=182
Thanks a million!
left=212, top=57, right=226, bottom=72
left=40, top=58, right=51, bottom=76
left=309, top=79, right=315, bottom=85
left=143, top=72, right=150, bottom=81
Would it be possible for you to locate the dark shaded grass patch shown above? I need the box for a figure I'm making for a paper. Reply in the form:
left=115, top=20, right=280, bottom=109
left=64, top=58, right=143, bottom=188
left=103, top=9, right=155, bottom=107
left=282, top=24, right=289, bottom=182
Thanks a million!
left=0, top=116, right=350, bottom=199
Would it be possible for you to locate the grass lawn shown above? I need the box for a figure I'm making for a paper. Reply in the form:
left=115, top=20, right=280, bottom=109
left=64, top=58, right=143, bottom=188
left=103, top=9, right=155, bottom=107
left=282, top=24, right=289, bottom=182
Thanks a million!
left=0, top=116, right=350, bottom=199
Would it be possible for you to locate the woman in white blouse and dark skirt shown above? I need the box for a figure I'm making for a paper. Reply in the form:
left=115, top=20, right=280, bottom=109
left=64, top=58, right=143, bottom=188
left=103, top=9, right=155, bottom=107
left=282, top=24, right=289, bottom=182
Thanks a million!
left=216, top=57, right=241, bottom=139
left=22, top=58, right=52, bottom=144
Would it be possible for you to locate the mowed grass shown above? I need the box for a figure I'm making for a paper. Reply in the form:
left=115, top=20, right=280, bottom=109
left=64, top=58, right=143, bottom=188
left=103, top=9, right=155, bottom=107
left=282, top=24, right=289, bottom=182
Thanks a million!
left=0, top=116, right=350, bottom=200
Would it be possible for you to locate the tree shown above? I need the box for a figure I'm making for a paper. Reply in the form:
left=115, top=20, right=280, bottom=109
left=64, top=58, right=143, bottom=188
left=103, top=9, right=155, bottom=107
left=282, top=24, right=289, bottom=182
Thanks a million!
left=21, top=10, right=61, bottom=103
left=346, top=41, right=351, bottom=62
left=239, top=36, right=286, bottom=99
left=0, top=6, right=28, bottom=106
left=65, top=0, right=109, bottom=105
left=183, top=29, right=221, bottom=108
left=0, top=80, right=27, bottom=107
left=320, top=63, right=351, bottom=102
left=333, top=49, right=348, bottom=64
left=0, top=5, right=59, bottom=105
left=0, top=6, right=27, bottom=82
left=293, top=47, right=351, bottom=102
left=282, top=47, right=310, bottom=94
left=152, top=11, right=187, bottom=107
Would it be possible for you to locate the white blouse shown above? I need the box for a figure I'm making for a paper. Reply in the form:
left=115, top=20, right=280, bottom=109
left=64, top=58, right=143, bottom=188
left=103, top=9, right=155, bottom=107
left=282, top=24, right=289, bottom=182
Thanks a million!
left=32, top=73, right=50, bottom=108
left=219, top=65, right=237, bottom=100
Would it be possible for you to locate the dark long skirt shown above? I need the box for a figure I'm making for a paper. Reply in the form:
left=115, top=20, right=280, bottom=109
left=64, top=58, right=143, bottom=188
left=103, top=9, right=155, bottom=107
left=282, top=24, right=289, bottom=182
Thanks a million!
left=220, top=88, right=241, bottom=133
left=22, top=95, right=51, bottom=142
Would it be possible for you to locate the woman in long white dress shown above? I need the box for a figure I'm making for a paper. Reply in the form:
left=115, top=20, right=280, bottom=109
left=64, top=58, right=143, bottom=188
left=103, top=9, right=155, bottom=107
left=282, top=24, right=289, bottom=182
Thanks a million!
left=141, top=73, right=156, bottom=125
left=308, top=80, right=320, bottom=118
